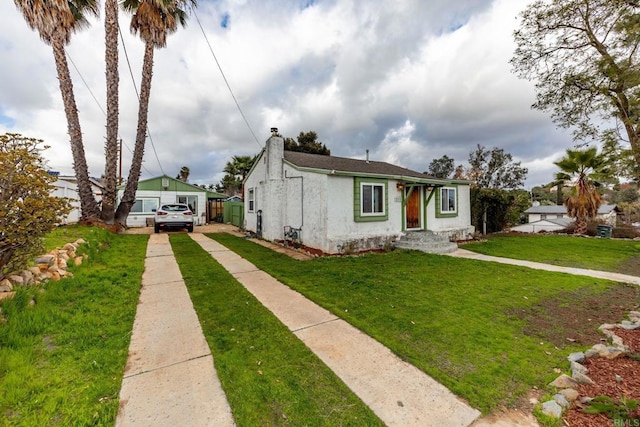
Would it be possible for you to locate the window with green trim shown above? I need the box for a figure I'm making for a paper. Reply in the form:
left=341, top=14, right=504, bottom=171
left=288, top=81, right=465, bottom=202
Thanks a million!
left=354, top=178, right=388, bottom=222
left=436, top=186, right=458, bottom=218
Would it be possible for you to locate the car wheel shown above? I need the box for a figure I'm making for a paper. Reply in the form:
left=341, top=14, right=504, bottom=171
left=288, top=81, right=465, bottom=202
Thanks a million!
left=187, top=225, right=194, bottom=233
left=154, top=224, right=160, bottom=233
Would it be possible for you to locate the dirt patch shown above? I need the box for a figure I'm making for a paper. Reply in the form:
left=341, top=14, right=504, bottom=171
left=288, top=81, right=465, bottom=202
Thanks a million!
left=618, top=254, right=640, bottom=277
left=507, top=285, right=640, bottom=348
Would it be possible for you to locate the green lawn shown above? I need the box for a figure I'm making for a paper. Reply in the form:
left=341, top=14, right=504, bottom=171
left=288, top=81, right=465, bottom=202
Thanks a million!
left=462, top=234, right=640, bottom=275
left=170, top=234, right=383, bottom=426
left=0, top=226, right=147, bottom=426
left=207, top=233, right=639, bottom=414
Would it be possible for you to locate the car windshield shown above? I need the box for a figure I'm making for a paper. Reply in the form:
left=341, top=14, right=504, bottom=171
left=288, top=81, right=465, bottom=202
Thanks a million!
left=161, top=204, right=189, bottom=212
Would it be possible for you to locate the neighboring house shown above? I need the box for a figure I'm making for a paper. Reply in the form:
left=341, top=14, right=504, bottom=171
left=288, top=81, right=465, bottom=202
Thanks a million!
left=117, top=175, right=227, bottom=227
left=243, top=135, right=474, bottom=254
left=224, top=195, right=243, bottom=202
left=523, top=204, right=620, bottom=227
left=510, top=217, right=573, bottom=233
left=49, top=173, right=103, bottom=224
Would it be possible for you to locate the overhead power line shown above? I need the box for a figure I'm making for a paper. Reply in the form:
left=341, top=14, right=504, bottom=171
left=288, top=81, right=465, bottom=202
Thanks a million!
left=67, top=53, right=154, bottom=177
left=193, top=10, right=263, bottom=149
left=119, top=25, right=166, bottom=176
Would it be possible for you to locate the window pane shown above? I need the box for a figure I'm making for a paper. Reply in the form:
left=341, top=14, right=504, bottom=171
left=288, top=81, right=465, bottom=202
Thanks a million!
left=144, top=199, right=159, bottom=212
left=448, top=189, right=456, bottom=211
left=362, top=185, right=372, bottom=213
left=131, top=200, right=143, bottom=213
left=373, top=185, right=383, bottom=213
left=441, top=189, right=448, bottom=212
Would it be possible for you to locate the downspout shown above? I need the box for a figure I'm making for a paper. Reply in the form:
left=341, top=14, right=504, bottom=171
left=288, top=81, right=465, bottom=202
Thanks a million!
left=284, top=170, right=304, bottom=228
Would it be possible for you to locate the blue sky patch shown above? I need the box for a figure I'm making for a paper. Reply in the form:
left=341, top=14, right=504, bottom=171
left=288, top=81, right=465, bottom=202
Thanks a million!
left=301, top=0, right=315, bottom=8
left=0, top=112, right=15, bottom=127
left=220, top=12, right=230, bottom=29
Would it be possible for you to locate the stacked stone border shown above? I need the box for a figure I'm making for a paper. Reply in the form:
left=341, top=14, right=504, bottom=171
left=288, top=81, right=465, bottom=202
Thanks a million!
left=541, top=310, right=640, bottom=419
left=0, top=239, right=87, bottom=298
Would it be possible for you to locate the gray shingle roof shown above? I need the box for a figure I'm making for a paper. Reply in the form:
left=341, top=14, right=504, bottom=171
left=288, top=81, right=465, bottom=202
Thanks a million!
left=283, top=150, right=438, bottom=180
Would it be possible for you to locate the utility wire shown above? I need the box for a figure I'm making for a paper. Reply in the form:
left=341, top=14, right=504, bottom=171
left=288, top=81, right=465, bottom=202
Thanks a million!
left=193, top=10, right=263, bottom=149
left=119, top=25, right=166, bottom=176
left=67, top=53, right=154, bottom=177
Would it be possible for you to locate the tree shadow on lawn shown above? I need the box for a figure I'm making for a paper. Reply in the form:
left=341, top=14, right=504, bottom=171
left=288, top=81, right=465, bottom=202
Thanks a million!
left=507, top=284, right=640, bottom=347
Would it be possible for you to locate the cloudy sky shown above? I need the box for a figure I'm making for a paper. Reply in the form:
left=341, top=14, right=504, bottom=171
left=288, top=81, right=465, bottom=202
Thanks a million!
left=1, top=0, right=577, bottom=189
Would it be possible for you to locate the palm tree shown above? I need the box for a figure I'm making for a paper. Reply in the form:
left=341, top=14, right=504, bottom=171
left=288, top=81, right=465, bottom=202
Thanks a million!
left=14, top=0, right=100, bottom=220
left=101, top=0, right=120, bottom=223
left=554, top=147, right=608, bottom=235
left=115, top=0, right=196, bottom=226
left=177, top=166, right=190, bottom=182
left=223, top=155, right=257, bottom=199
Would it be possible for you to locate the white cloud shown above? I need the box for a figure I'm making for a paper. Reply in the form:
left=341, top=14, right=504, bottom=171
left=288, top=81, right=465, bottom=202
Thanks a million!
left=0, top=0, right=575, bottom=188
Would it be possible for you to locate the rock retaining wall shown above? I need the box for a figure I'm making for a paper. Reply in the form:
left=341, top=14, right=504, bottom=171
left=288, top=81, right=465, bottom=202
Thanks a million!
left=0, top=239, right=87, bottom=297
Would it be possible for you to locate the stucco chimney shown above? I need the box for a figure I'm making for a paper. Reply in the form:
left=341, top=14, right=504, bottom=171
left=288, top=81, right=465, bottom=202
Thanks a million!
left=266, top=133, right=284, bottom=180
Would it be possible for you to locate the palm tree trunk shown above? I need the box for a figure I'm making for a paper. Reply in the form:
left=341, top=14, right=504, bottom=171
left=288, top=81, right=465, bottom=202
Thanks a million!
left=51, top=36, right=99, bottom=220
left=575, top=218, right=588, bottom=235
left=101, top=0, right=120, bottom=224
left=115, top=42, right=155, bottom=226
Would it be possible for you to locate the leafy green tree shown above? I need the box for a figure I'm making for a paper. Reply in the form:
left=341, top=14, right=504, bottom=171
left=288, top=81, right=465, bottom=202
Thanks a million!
left=554, top=147, right=609, bottom=234
left=427, top=155, right=454, bottom=179
left=462, top=145, right=528, bottom=233
left=511, top=0, right=640, bottom=174
left=14, top=0, right=100, bottom=220
left=467, top=145, right=528, bottom=189
left=0, top=134, right=71, bottom=277
left=284, top=131, right=330, bottom=155
left=116, top=0, right=197, bottom=226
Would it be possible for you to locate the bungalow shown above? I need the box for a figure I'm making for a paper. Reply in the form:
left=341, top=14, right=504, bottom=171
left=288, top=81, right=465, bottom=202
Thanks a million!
left=523, top=204, right=620, bottom=227
left=243, top=134, right=474, bottom=254
left=117, top=175, right=227, bottom=227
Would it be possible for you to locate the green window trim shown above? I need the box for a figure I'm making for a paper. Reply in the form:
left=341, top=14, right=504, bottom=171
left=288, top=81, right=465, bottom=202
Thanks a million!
left=353, top=177, right=389, bottom=222
left=435, top=185, right=459, bottom=218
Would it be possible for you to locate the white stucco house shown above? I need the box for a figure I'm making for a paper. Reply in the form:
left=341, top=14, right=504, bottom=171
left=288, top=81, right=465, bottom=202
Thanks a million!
left=510, top=217, right=573, bottom=233
left=243, top=135, right=474, bottom=254
left=117, top=175, right=226, bottom=227
left=523, top=204, right=620, bottom=226
left=49, top=173, right=103, bottom=224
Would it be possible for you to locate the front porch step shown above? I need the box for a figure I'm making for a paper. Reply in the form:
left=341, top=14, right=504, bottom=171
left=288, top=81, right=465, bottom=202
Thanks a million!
left=394, top=231, right=458, bottom=254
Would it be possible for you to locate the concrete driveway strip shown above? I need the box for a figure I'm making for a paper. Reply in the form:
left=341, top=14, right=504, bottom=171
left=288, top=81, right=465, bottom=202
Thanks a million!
left=116, top=233, right=234, bottom=427
left=449, top=249, right=640, bottom=285
left=189, top=233, right=481, bottom=427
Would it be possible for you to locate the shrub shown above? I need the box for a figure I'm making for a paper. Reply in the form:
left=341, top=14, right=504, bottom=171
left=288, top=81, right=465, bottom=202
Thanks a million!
left=0, top=133, right=70, bottom=277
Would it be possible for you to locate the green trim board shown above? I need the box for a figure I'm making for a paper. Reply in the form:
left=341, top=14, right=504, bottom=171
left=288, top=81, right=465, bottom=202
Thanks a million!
left=119, top=175, right=227, bottom=199
left=353, top=177, right=389, bottom=222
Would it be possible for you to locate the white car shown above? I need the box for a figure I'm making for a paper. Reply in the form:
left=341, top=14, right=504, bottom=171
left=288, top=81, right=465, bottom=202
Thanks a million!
left=154, top=203, right=194, bottom=233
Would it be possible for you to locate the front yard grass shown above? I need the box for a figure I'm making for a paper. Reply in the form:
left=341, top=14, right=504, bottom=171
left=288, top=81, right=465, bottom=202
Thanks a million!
left=208, top=233, right=640, bottom=414
left=170, top=234, right=383, bottom=426
left=0, top=226, right=147, bottom=425
left=462, top=234, right=640, bottom=276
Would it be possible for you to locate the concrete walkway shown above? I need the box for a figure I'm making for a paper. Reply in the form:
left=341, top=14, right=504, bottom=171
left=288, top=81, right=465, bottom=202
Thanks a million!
left=115, top=233, right=234, bottom=427
left=189, top=233, right=481, bottom=427
left=449, top=249, right=640, bottom=285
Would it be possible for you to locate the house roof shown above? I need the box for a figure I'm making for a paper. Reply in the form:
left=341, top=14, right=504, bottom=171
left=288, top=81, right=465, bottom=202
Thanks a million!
left=283, top=150, right=454, bottom=183
left=525, top=204, right=618, bottom=215
left=123, top=175, right=227, bottom=199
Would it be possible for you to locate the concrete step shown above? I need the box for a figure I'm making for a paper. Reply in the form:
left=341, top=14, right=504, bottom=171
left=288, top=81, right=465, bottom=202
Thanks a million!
left=394, top=231, right=458, bottom=254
